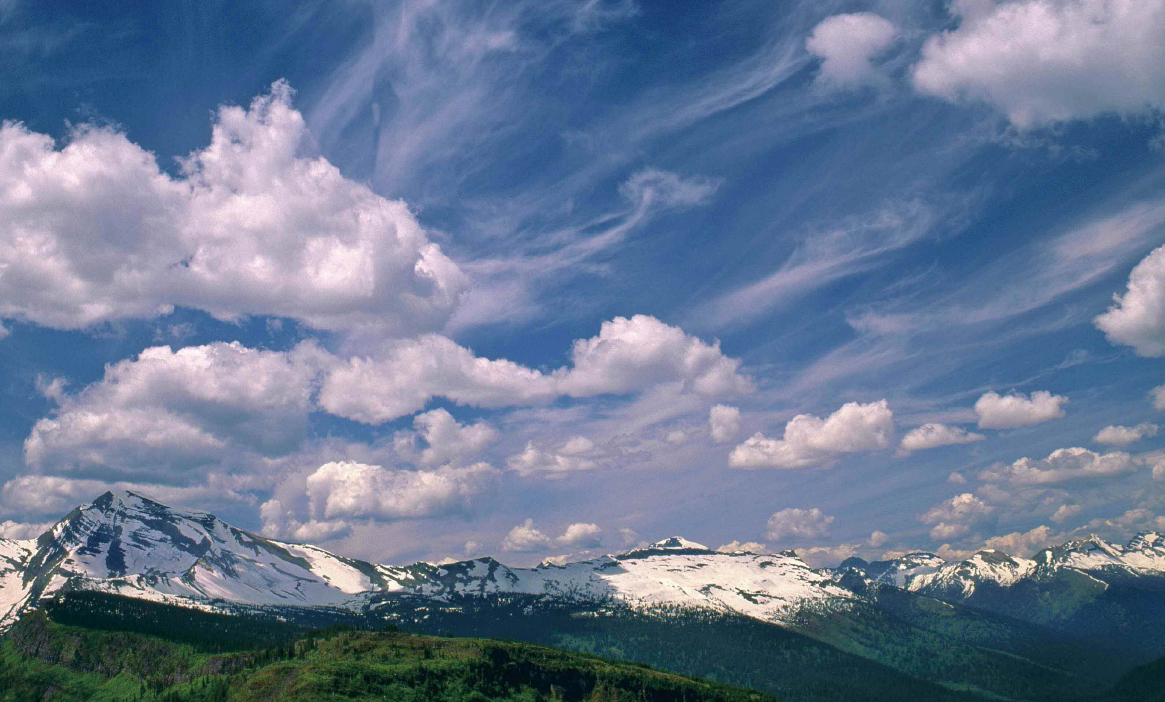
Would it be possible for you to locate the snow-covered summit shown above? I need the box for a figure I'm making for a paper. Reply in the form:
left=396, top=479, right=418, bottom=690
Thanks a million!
left=0, top=496, right=856, bottom=631
left=835, top=552, right=945, bottom=588
left=1033, top=532, right=1165, bottom=575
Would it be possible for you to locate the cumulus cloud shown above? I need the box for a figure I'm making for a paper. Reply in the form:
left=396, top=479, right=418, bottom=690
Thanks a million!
left=984, top=525, right=1056, bottom=557
left=320, top=315, right=752, bottom=424
left=797, top=543, right=862, bottom=568
left=729, top=400, right=894, bottom=469
left=979, top=447, right=1136, bottom=486
left=806, top=13, right=898, bottom=87
left=765, top=507, right=834, bottom=542
left=394, top=408, right=498, bottom=466
left=0, top=81, right=464, bottom=335
left=23, top=342, right=321, bottom=481
left=920, top=493, right=993, bottom=542
left=0, top=520, right=52, bottom=541
left=899, top=423, right=985, bottom=452
left=974, top=390, right=1068, bottom=429
left=948, top=472, right=967, bottom=484
left=506, top=440, right=600, bottom=478
left=911, top=0, right=1165, bottom=127
left=303, top=461, right=499, bottom=522
left=709, top=405, right=741, bottom=444
left=1095, top=245, right=1165, bottom=356
left=618, top=527, right=640, bottom=547
left=556, top=315, right=753, bottom=398
left=1051, top=503, right=1083, bottom=523
left=502, top=518, right=552, bottom=552
left=557, top=523, right=603, bottom=548
left=868, top=530, right=889, bottom=547
left=1093, top=423, right=1159, bottom=447
left=259, top=499, right=351, bottom=543
left=1153, top=384, right=1165, bottom=411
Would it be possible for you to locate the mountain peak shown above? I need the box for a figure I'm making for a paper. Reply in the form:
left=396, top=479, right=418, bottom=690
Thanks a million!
left=647, top=536, right=709, bottom=551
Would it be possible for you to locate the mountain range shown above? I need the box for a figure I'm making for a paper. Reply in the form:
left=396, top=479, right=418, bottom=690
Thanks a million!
left=3, top=490, right=1165, bottom=701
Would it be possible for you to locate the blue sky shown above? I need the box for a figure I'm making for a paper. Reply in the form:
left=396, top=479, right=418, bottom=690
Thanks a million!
left=1, top=0, right=1164, bottom=566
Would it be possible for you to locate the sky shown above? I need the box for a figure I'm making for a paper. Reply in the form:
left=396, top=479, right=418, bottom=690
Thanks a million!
left=1, top=0, right=1164, bottom=568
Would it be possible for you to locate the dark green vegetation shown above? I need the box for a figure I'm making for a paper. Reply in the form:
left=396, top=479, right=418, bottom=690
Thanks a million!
left=1, top=591, right=1156, bottom=702
left=0, top=595, right=772, bottom=702
left=1095, top=653, right=1165, bottom=702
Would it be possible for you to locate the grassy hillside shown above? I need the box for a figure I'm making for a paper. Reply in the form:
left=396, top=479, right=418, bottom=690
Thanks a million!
left=0, top=601, right=773, bottom=702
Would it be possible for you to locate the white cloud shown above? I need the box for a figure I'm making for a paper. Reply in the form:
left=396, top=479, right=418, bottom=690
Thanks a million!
left=797, top=543, right=862, bottom=568
left=618, top=527, right=640, bottom=546
left=556, top=315, right=753, bottom=398
left=1095, top=245, right=1165, bottom=356
left=911, top=0, right=1165, bottom=127
left=506, top=440, right=600, bottom=478
left=765, top=507, right=834, bottom=542
left=984, top=525, right=1056, bottom=557
left=320, top=315, right=751, bottom=424
left=618, top=168, right=721, bottom=210
left=929, top=522, right=970, bottom=540
left=948, top=471, right=967, bottom=484
left=0, top=520, right=52, bottom=541
left=806, top=13, right=898, bottom=88
left=1051, top=503, right=1083, bottom=523
left=23, top=342, right=321, bottom=481
left=709, top=405, right=741, bottom=444
left=0, top=81, right=464, bottom=335
left=2, top=474, right=250, bottom=520
left=1153, top=384, right=1165, bottom=411
left=502, top=518, right=552, bottom=552
left=936, top=543, right=975, bottom=561
left=729, top=400, right=894, bottom=469
left=34, top=374, right=68, bottom=403
left=899, top=423, right=985, bottom=452
left=394, top=408, right=498, bottom=466
left=303, top=461, right=499, bottom=522
left=974, top=390, right=1068, bottom=429
left=920, top=493, right=993, bottom=542
left=259, top=499, right=351, bottom=543
left=0, top=322, right=8, bottom=340
left=1093, top=423, right=1159, bottom=447
left=664, top=430, right=688, bottom=445
left=716, top=540, right=769, bottom=554
left=464, top=540, right=482, bottom=556
left=979, top=447, right=1135, bottom=486
left=867, top=530, right=889, bottom=547
left=557, top=523, right=603, bottom=548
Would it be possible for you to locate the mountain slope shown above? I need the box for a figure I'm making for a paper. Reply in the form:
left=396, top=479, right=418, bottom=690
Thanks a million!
left=1, top=600, right=774, bottom=702
left=0, top=492, right=855, bottom=632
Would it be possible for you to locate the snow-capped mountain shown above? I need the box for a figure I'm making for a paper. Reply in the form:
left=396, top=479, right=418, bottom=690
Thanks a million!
left=838, top=532, right=1165, bottom=600
left=394, top=537, right=855, bottom=622
left=835, top=552, right=945, bottom=588
left=0, top=492, right=854, bottom=632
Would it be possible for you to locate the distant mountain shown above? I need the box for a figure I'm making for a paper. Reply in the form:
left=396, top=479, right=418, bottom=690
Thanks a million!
left=837, top=533, right=1165, bottom=662
left=0, top=491, right=856, bottom=632
left=3, top=491, right=1165, bottom=701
